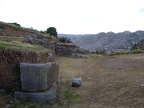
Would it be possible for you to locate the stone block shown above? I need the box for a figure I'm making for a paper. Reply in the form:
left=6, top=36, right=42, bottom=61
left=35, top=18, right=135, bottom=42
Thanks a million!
left=20, top=63, right=53, bottom=92
left=51, top=62, right=59, bottom=83
left=14, top=85, right=57, bottom=104
left=72, top=78, right=82, bottom=87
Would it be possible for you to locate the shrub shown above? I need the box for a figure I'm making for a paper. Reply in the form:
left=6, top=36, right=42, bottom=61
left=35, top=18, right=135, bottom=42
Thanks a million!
left=131, top=49, right=144, bottom=54
left=58, top=37, right=72, bottom=43
left=0, top=26, right=4, bottom=30
left=109, top=51, right=129, bottom=56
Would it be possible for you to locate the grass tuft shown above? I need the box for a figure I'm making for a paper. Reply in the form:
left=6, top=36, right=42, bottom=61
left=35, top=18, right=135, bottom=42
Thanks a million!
left=64, top=80, right=82, bottom=104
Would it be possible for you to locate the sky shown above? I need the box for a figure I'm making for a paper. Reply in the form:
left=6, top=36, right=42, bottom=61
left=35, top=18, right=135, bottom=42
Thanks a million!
left=0, top=0, right=144, bottom=34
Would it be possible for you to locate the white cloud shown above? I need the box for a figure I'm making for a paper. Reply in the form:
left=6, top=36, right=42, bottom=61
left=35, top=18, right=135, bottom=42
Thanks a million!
left=0, top=0, right=144, bottom=34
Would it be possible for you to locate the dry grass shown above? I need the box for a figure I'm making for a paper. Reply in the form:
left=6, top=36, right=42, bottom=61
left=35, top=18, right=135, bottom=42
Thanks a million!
left=0, top=36, right=26, bottom=42
left=56, top=54, right=144, bottom=108
left=0, top=54, right=144, bottom=108
left=0, top=41, right=51, bottom=51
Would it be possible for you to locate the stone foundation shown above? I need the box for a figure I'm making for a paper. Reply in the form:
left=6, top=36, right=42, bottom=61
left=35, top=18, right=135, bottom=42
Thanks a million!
left=14, top=62, right=59, bottom=104
left=14, top=85, right=57, bottom=104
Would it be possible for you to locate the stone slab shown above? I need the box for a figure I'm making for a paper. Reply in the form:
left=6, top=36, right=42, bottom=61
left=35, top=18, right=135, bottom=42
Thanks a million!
left=14, top=85, right=57, bottom=104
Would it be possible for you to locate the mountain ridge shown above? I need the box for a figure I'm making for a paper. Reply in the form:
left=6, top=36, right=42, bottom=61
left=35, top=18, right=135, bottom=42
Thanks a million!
left=58, top=30, right=144, bottom=53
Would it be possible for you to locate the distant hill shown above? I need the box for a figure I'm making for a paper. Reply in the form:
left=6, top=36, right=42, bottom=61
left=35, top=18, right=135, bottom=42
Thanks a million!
left=58, top=31, right=144, bottom=53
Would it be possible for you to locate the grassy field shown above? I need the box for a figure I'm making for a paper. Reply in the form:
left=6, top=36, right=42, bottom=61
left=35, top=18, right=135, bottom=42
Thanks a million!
left=0, top=54, right=144, bottom=108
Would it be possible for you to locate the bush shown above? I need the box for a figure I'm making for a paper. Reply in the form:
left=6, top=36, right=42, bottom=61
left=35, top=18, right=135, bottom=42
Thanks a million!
left=131, top=49, right=144, bottom=54
left=109, top=52, right=129, bottom=56
left=0, top=26, right=4, bottom=30
left=58, top=37, right=72, bottom=43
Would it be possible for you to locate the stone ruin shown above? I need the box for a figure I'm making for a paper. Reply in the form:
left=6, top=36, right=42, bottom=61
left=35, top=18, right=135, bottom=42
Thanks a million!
left=14, top=62, right=59, bottom=104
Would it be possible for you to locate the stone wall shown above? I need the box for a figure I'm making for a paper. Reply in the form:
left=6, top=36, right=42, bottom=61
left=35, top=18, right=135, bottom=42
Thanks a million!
left=27, top=34, right=56, bottom=53
left=56, top=43, right=77, bottom=57
left=0, top=49, right=54, bottom=90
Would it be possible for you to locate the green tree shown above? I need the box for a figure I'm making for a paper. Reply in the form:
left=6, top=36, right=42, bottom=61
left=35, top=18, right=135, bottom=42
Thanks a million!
left=46, top=27, right=57, bottom=38
left=58, top=37, right=72, bottom=43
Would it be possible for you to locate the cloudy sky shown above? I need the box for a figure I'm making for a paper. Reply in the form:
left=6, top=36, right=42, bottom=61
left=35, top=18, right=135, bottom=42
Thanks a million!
left=0, top=0, right=144, bottom=34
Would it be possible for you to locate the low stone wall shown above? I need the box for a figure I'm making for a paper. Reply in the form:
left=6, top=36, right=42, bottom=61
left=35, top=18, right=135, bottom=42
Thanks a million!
left=56, top=43, right=77, bottom=56
left=27, top=34, right=56, bottom=52
left=0, top=49, right=54, bottom=90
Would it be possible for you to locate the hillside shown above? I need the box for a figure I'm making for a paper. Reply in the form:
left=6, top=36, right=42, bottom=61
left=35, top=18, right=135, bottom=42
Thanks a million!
left=0, top=21, right=79, bottom=91
left=58, top=31, right=144, bottom=53
left=0, top=21, right=57, bottom=90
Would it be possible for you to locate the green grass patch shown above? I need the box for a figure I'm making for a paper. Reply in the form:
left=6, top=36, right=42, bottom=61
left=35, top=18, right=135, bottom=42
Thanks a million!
left=131, top=49, right=144, bottom=54
left=113, top=81, right=129, bottom=90
left=0, top=36, right=26, bottom=42
left=64, top=80, right=82, bottom=104
left=6, top=23, right=21, bottom=30
left=108, top=51, right=129, bottom=56
left=9, top=101, right=43, bottom=108
left=0, top=26, right=4, bottom=30
left=0, top=41, right=50, bottom=51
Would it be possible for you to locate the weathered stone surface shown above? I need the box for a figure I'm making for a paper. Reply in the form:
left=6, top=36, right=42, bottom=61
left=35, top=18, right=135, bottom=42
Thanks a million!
left=0, top=89, right=5, bottom=93
left=76, top=48, right=86, bottom=54
left=20, top=63, right=51, bottom=92
left=51, top=62, right=59, bottom=83
left=79, top=55, right=89, bottom=59
left=27, top=34, right=56, bottom=53
left=14, top=85, right=57, bottom=104
left=20, top=62, right=59, bottom=92
left=72, top=78, right=82, bottom=87
left=56, top=43, right=77, bottom=56
left=71, top=53, right=77, bottom=58
left=0, top=49, right=52, bottom=91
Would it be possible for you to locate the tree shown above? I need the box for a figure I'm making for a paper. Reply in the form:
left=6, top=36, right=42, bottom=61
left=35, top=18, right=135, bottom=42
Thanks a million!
left=46, top=27, right=57, bottom=38
left=58, top=37, right=72, bottom=43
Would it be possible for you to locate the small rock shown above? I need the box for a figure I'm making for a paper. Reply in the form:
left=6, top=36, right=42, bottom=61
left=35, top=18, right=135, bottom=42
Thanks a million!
left=72, top=78, right=82, bottom=87
left=140, top=84, right=144, bottom=87
left=0, top=89, right=5, bottom=93
left=48, top=53, right=53, bottom=58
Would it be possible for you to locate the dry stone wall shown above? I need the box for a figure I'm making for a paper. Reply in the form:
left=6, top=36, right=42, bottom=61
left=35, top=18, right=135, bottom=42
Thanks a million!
left=56, top=43, right=77, bottom=57
left=0, top=49, right=54, bottom=90
left=27, top=34, right=56, bottom=53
